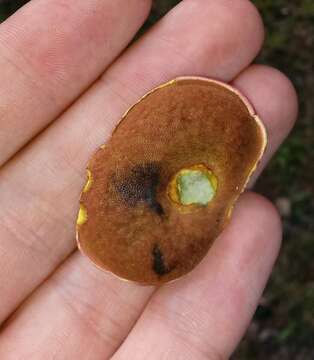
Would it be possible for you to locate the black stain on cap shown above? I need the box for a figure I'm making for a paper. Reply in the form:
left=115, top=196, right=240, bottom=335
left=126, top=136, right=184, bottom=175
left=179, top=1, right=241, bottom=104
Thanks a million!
left=152, top=244, right=170, bottom=276
left=115, top=162, right=164, bottom=215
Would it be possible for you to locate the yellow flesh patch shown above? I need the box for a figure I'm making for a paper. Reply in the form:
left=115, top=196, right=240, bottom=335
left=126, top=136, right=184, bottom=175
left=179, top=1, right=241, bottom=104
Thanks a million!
left=168, top=164, right=218, bottom=208
left=83, top=169, right=93, bottom=193
left=77, top=204, right=88, bottom=226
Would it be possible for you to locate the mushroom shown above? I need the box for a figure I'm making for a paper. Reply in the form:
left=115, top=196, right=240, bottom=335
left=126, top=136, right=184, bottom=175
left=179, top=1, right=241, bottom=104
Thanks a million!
left=76, top=77, right=267, bottom=285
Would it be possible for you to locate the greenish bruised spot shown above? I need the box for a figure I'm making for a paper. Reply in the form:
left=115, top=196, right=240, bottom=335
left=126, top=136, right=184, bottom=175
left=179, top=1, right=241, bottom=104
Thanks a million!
left=177, top=170, right=216, bottom=206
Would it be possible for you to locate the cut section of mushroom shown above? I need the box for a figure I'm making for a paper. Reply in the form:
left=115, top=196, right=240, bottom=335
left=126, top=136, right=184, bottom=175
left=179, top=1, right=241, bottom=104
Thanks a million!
left=76, top=77, right=267, bottom=285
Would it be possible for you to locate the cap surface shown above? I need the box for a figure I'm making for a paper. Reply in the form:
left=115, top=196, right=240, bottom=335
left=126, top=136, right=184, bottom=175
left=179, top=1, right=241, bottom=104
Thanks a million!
left=77, top=77, right=267, bottom=285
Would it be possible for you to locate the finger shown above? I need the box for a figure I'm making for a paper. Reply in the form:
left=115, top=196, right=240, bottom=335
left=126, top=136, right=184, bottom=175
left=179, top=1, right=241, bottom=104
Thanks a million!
left=112, top=193, right=282, bottom=360
left=232, top=64, right=298, bottom=184
left=0, top=0, right=264, bottom=325
left=0, top=0, right=151, bottom=165
left=0, top=253, right=154, bottom=359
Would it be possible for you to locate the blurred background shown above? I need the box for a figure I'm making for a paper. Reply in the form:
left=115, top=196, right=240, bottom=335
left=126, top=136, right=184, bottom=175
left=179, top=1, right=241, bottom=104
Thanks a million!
left=1, top=0, right=313, bottom=359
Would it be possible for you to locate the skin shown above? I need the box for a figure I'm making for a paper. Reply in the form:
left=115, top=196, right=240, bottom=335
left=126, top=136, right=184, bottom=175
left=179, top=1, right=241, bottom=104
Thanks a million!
left=0, top=0, right=298, bottom=359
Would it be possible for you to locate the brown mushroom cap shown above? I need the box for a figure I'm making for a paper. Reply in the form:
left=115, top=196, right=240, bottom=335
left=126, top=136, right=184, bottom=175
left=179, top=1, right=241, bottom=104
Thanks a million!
left=77, top=77, right=267, bottom=285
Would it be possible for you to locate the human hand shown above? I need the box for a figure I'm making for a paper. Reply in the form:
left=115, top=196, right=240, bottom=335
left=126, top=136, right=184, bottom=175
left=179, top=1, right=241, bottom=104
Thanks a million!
left=0, top=0, right=298, bottom=358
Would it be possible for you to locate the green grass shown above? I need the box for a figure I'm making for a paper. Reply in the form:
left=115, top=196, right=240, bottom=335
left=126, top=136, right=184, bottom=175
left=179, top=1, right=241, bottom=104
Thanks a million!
left=1, top=1, right=313, bottom=358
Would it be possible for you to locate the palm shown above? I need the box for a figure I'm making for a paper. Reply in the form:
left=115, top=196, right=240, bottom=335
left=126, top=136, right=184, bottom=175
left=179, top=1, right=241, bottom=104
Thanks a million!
left=0, top=0, right=297, bottom=359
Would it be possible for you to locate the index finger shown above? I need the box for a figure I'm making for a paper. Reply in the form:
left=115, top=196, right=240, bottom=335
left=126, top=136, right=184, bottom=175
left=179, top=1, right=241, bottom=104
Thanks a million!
left=0, top=0, right=151, bottom=165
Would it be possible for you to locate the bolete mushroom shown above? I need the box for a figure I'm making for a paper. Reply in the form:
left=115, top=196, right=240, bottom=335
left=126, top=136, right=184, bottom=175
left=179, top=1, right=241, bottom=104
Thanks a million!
left=76, top=77, right=267, bottom=285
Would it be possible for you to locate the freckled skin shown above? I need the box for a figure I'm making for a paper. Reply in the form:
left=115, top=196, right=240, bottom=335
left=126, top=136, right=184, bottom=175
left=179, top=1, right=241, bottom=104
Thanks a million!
left=77, top=77, right=266, bottom=285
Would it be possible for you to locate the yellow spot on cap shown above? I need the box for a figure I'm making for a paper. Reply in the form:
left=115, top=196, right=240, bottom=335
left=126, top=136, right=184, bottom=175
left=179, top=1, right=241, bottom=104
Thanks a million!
left=83, top=169, right=93, bottom=193
left=77, top=204, right=88, bottom=226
